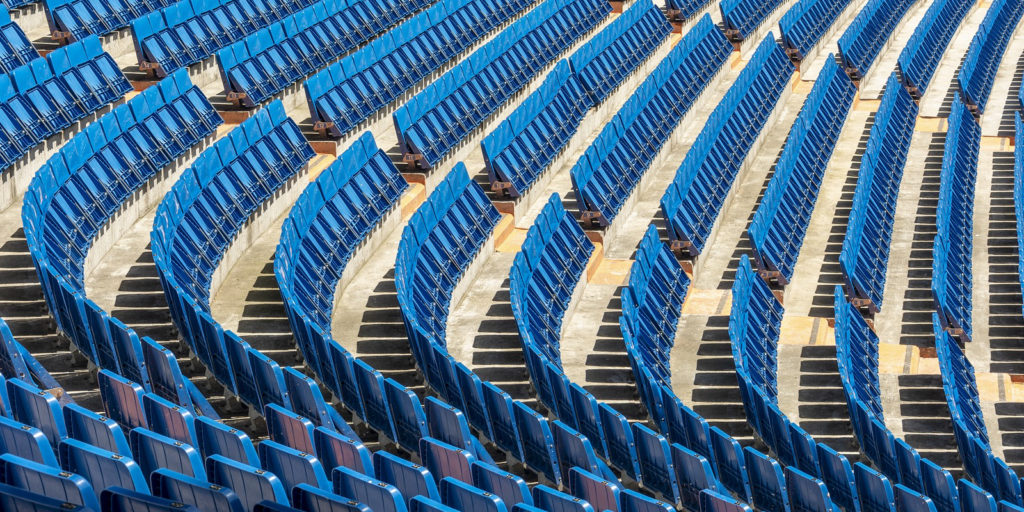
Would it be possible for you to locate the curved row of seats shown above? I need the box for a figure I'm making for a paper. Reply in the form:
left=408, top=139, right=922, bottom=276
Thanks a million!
left=44, top=0, right=174, bottom=43
left=837, top=0, right=918, bottom=79
left=481, top=60, right=593, bottom=198
left=931, top=95, right=979, bottom=342
left=0, top=5, right=38, bottom=76
left=936, top=321, right=1023, bottom=505
left=1016, top=113, right=1024, bottom=319
left=22, top=69, right=222, bottom=417
left=216, top=0, right=431, bottom=108
left=896, top=0, right=973, bottom=95
left=393, top=0, right=610, bottom=169
left=748, top=56, right=855, bottom=285
left=0, top=35, right=130, bottom=170
left=660, top=34, right=793, bottom=258
left=303, top=0, right=534, bottom=140
left=664, top=0, right=711, bottom=21
left=778, top=0, right=853, bottom=61
left=838, top=72, right=918, bottom=313
left=569, top=14, right=731, bottom=227
left=956, top=0, right=1024, bottom=113
left=566, top=0, right=670, bottom=104
left=719, top=0, right=784, bottom=42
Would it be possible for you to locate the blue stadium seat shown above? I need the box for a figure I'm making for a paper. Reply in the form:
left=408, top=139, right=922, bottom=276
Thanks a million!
left=894, top=484, right=938, bottom=512
left=533, top=484, right=596, bottom=512
left=720, top=0, right=785, bottom=41
left=957, top=0, right=1024, bottom=112
left=195, top=416, right=260, bottom=466
left=283, top=367, right=344, bottom=433
left=896, top=0, right=974, bottom=94
left=854, top=463, right=895, bottom=512
left=265, top=402, right=316, bottom=454
left=314, top=426, right=374, bottom=476
left=633, top=422, right=679, bottom=505
left=779, top=0, right=854, bottom=59
left=333, top=465, right=408, bottom=512
left=672, top=443, right=719, bottom=512
left=0, top=414, right=59, bottom=467
left=59, top=438, right=149, bottom=500
left=785, top=466, right=835, bottom=512
left=375, top=450, right=440, bottom=507
left=837, top=0, right=919, bottom=78
left=661, top=36, right=793, bottom=256
left=568, top=466, right=622, bottom=512
left=142, top=393, right=197, bottom=446
left=385, top=378, right=428, bottom=453
left=552, top=420, right=611, bottom=484
left=482, top=382, right=523, bottom=462
left=0, top=481, right=93, bottom=511
left=959, top=479, right=998, bottom=512
left=413, top=496, right=462, bottom=512
left=97, top=369, right=147, bottom=433
left=293, top=483, right=375, bottom=512
left=128, top=427, right=205, bottom=480
left=699, top=489, right=754, bottom=512
left=745, top=447, right=789, bottom=512
left=421, top=437, right=476, bottom=485
left=7, top=377, right=67, bottom=449
left=472, top=461, right=532, bottom=508
left=816, top=444, right=858, bottom=512
left=441, top=476, right=508, bottom=512
left=151, top=468, right=246, bottom=512
left=710, top=426, right=752, bottom=503
left=920, top=459, right=960, bottom=512
left=0, top=453, right=99, bottom=510
left=207, top=454, right=291, bottom=512
left=259, top=439, right=331, bottom=496
left=100, top=486, right=203, bottom=511
left=513, top=402, right=560, bottom=486
left=0, top=6, right=39, bottom=75
left=600, top=403, right=641, bottom=481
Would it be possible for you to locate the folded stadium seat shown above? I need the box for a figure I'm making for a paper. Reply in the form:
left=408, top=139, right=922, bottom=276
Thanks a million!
left=599, top=402, right=641, bottom=482
left=854, top=463, right=896, bottom=512
left=895, top=0, right=974, bottom=95
left=816, top=444, right=858, bottom=512
left=247, top=348, right=292, bottom=412
left=256, top=500, right=305, bottom=512
left=632, top=422, right=679, bottom=506
left=551, top=420, right=615, bottom=484
left=384, top=378, right=429, bottom=453
left=778, top=0, right=853, bottom=61
left=748, top=57, right=855, bottom=285
left=421, top=437, right=476, bottom=486
left=745, top=447, right=789, bottom=512
left=151, top=468, right=247, bottom=512
left=63, top=403, right=132, bottom=456
left=259, top=439, right=331, bottom=497
left=0, top=481, right=94, bottom=511
left=333, top=465, right=408, bottom=512
left=568, top=467, right=621, bottom=512
left=375, top=450, right=441, bottom=507
left=481, top=381, right=524, bottom=462
left=128, top=427, right=205, bottom=481
left=920, top=459, right=960, bottom=512
left=293, top=483, right=375, bottom=512
left=836, top=0, right=918, bottom=80
left=895, top=439, right=924, bottom=496
left=568, top=383, right=605, bottom=458
left=699, top=490, right=754, bottom=512
left=533, top=485, right=595, bottom=512
left=471, top=461, right=531, bottom=509
left=671, top=443, right=719, bottom=512
left=207, top=454, right=291, bottom=512
left=314, top=426, right=374, bottom=476
left=283, top=367, right=345, bottom=434
left=101, top=486, right=203, bottom=511
left=513, top=401, right=561, bottom=486
left=0, top=6, right=39, bottom=76
left=709, top=427, right=752, bottom=503
left=352, top=358, right=395, bottom=441
left=0, top=453, right=99, bottom=509
left=785, top=467, right=836, bottom=512
left=97, top=369, right=147, bottom=433
left=957, top=0, right=1024, bottom=113
left=959, top=479, right=998, bottom=512
left=265, top=402, right=316, bottom=454
left=59, top=438, right=149, bottom=500
left=414, top=496, right=463, bottom=512
left=894, top=484, right=938, bottom=512
left=620, top=489, right=674, bottom=512
left=142, top=393, right=198, bottom=448
left=194, top=415, right=260, bottom=466
left=660, top=36, right=793, bottom=256
left=393, top=0, right=612, bottom=169
left=140, top=337, right=200, bottom=415
left=299, top=0, right=534, bottom=135
left=441, top=476, right=507, bottom=512
left=6, top=377, right=67, bottom=452
left=720, top=0, right=786, bottom=42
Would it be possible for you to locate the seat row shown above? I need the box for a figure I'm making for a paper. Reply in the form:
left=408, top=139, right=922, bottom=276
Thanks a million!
left=838, top=73, right=918, bottom=313
left=1016, top=113, right=1024, bottom=319
left=719, top=0, right=784, bottom=41
left=748, top=57, right=855, bottom=285
left=837, top=0, right=918, bottom=79
left=778, top=0, right=853, bottom=60
left=304, top=0, right=534, bottom=140
left=935, top=323, right=1023, bottom=505
left=44, top=0, right=174, bottom=43
left=0, top=35, right=130, bottom=170
left=481, top=60, right=593, bottom=198
left=896, top=0, right=973, bottom=95
left=567, top=0, right=670, bottom=104
left=217, top=0, right=431, bottom=107
left=956, top=0, right=1024, bottom=113
left=393, top=0, right=610, bottom=169
left=0, top=5, right=38, bottom=77
left=664, top=0, right=711, bottom=21
left=21, top=70, right=223, bottom=419
left=570, top=14, right=731, bottom=227
left=660, top=35, right=792, bottom=257
left=931, top=95, right=979, bottom=342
